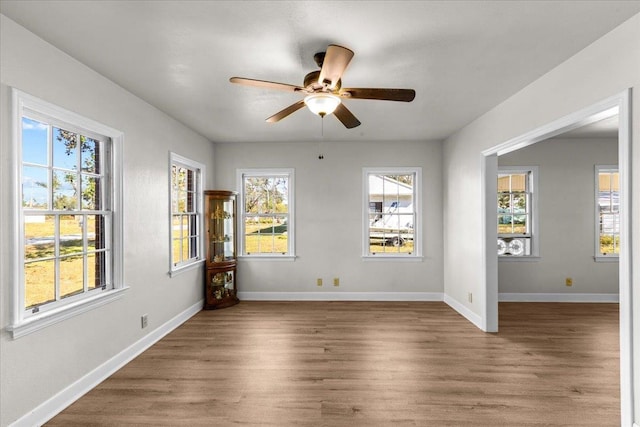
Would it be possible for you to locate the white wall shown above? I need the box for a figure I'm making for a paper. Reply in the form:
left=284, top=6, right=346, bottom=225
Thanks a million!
left=214, top=140, right=443, bottom=296
left=0, top=15, right=215, bottom=426
left=442, top=12, right=639, bottom=423
left=498, top=137, right=618, bottom=296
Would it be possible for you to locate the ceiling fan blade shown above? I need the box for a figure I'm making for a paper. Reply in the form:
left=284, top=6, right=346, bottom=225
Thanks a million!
left=266, top=100, right=306, bottom=123
left=318, top=44, right=354, bottom=89
left=333, top=103, right=361, bottom=129
left=230, top=77, right=305, bottom=92
left=341, top=88, right=416, bottom=102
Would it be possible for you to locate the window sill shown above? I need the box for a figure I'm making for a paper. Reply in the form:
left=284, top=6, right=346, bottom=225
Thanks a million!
left=7, top=286, right=129, bottom=339
left=498, top=256, right=541, bottom=262
left=362, top=255, right=424, bottom=262
left=169, top=259, right=205, bottom=277
left=594, top=256, right=619, bottom=263
left=238, top=255, right=297, bottom=262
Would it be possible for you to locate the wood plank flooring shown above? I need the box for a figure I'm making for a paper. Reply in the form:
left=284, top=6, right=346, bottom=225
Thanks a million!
left=46, top=302, right=619, bottom=426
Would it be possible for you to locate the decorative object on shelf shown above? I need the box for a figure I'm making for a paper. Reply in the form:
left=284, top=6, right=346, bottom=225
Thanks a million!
left=204, top=190, right=239, bottom=309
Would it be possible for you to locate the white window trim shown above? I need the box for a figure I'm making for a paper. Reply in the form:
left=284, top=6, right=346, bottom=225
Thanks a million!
left=168, top=152, right=205, bottom=276
left=362, top=167, right=423, bottom=259
left=497, top=166, right=539, bottom=260
left=594, top=165, right=619, bottom=262
left=7, top=88, right=127, bottom=339
left=237, top=168, right=296, bottom=259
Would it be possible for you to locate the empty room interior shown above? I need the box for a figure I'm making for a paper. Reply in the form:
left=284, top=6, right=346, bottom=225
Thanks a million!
left=1, top=2, right=639, bottom=426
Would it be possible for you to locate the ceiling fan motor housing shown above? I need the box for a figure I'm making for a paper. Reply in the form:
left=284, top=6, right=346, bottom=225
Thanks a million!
left=304, top=70, right=341, bottom=92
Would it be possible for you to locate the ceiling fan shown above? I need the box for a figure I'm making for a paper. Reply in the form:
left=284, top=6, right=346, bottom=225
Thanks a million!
left=230, top=44, right=416, bottom=129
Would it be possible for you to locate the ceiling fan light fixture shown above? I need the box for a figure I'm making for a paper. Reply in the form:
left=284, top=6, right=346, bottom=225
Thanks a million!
left=304, top=93, right=341, bottom=117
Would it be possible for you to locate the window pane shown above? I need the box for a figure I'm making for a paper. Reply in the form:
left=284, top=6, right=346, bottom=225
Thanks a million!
left=245, top=216, right=287, bottom=254
left=181, top=215, right=189, bottom=239
left=24, top=214, right=55, bottom=260
left=87, top=252, right=105, bottom=290
left=53, top=127, right=78, bottom=170
left=599, top=234, right=620, bottom=256
left=497, top=193, right=511, bottom=212
left=22, top=117, right=49, bottom=165
left=60, top=215, right=83, bottom=257
left=172, top=215, right=182, bottom=238
left=81, top=175, right=101, bottom=210
left=190, top=235, right=198, bottom=259
left=597, top=169, right=620, bottom=257
left=512, top=193, right=527, bottom=214
left=497, top=215, right=513, bottom=234
left=498, top=172, right=531, bottom=241
left=512, top=215, right=527, bottom=234
left=598, top=173, right=611, bottom=192
left=497, top=175, right=511, bottom=192
left=53, top=169, right=77, bottom=210
left=22, top=165, right=49, bottom=209
left=510, top=174, right=527, bottom=191
left=80, top=136, right=99, bottom=173
left=611, top=173, right=619, bottom=192
left=181, top=237, right=189, bottom=262
left=87, top=215, right=105, bottom=251
left=366, top=173, right=416, bottom=256
left=60, top=255, right=84, bottom=298
left=172, top=238, right=182, bottom=265
left=25, top=260, right=55, bottom=309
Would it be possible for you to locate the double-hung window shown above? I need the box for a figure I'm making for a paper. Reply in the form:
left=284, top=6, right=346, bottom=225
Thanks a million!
left=169, top=153, right=204, bottom=274
left=497, top=167, right=538, bottom=257
left=11, top=89, right=125, bottom=338
left=595, top=166, right=619, bottom=259
left=363, top=167, right=422, bottom=258
left=238, top=169, right=295, bottom=257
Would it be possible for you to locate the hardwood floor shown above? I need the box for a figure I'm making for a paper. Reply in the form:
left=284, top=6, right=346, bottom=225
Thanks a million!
left=47, top=302, right=619, bottom=426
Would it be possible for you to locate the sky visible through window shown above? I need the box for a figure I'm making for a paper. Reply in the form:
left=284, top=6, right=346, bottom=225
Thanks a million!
left=22, top=117, right=49, bottom=207
left=22, top=117, right=96, bottom=209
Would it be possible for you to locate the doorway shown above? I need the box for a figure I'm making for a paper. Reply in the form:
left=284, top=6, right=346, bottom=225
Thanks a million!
left=481, top=89, right=632, bottom=423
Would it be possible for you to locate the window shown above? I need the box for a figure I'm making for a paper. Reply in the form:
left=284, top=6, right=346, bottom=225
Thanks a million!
left=497, top=167, right=538, bottom=257
left=10, top=89, right=125, bottom=338
left=595, top=166, right=619, bottom=259
left=238, top=169, right=295, bottom=257
left=169, top=153, right=204, bottom=274
left=363, top=168, right=421, bottom=257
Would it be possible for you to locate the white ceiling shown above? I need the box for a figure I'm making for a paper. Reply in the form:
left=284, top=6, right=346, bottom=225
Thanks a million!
left=2, top=1, right=639, bottom=143
left=557, top=115, right=619, bottom=139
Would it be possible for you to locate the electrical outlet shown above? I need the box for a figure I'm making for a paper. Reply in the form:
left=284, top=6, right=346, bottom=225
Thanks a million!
left=333, top=277, right=340, bottom=286
left=565, top=278, right=573, bottom=287
left=317, top=278, right=323, bottom=286
left=141, top=314, right=148, bottom=329
left=468, top=292, right=473, bottom=303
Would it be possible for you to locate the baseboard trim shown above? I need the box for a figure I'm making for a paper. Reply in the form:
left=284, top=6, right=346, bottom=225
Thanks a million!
left=499, top=293, right=619, bottom=303
left=10, top=300, right=203, bottom=427
left=443, top=294, right=484, bottom=330
left=237, top=291, right=443, bottom=302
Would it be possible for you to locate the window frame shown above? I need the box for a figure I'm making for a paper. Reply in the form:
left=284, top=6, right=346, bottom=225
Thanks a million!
left=8, top=88, right=126, bottom=339
left=594, top=165, right=619, bottom=261
left=169, top=152, right=205, bottom=276
left=362, top=167, right=423, bottom=260
left=237, top=168, right=295, bottom=259
left=497, top=166, right=539, bottom=260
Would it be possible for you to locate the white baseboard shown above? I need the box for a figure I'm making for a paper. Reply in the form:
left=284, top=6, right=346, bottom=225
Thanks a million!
left=443, top=294, right=484, bottom=330
left=499, top=293, right=619, bottom=303
left=10, top=300, right=203, bottom=427
left=237, top=291, right=443, bottom=301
